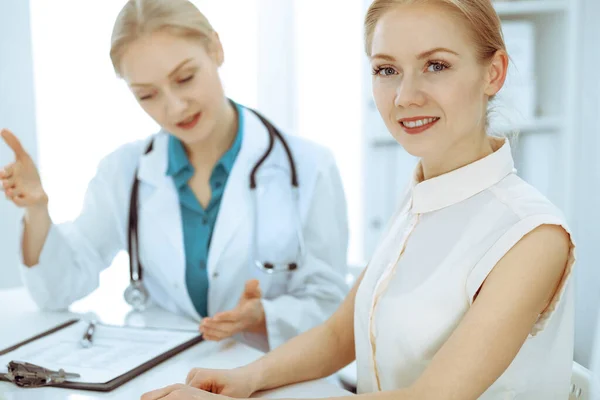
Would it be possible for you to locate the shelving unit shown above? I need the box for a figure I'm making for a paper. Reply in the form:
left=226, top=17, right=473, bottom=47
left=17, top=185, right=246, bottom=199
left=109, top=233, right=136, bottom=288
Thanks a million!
left=361, top=0, right=580, bottom=260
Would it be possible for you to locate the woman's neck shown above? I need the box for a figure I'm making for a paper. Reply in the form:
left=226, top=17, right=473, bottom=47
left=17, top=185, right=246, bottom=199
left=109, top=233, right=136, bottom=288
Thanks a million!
left=420, top=134, right=495, bottom=181
left=186, top=99, right=238, bottom=170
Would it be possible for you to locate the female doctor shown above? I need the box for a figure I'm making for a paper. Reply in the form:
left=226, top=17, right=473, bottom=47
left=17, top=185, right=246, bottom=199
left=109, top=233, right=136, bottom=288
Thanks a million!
left=0, top=0, right=349, bottom=351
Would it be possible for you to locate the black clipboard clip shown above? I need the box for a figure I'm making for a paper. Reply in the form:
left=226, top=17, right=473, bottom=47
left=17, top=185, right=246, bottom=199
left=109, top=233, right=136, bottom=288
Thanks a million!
left=0, top=361, right=81, bottom=388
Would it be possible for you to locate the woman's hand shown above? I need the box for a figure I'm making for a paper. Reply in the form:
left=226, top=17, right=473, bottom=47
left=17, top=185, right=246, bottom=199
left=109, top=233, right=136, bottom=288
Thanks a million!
left=141, top=384, right=231, bottom=400
left=141, top=365, right=260, bottom=400
left=185, top=365, right=259, bottom=398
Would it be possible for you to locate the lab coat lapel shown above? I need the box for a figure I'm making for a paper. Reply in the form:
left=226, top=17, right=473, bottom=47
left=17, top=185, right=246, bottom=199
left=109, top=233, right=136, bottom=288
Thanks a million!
left=208, top=108, right=269, bottom=276
left=136, top=134, right=185, bottom=271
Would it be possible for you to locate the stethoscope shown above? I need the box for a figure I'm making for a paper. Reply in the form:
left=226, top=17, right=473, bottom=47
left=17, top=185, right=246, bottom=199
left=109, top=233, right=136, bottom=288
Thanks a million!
left=124, top=105, right=305, bottom=311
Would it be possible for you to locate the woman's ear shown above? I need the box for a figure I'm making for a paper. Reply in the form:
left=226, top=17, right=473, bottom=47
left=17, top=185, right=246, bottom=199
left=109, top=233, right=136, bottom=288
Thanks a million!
left=484, top=50, right=509, bottom=97
left=208, top=31, right=225, bottom=67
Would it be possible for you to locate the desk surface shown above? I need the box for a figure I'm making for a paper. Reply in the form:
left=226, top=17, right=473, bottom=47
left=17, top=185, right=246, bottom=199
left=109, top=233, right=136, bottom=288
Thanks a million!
left=0, top=287, right=351, bottom=399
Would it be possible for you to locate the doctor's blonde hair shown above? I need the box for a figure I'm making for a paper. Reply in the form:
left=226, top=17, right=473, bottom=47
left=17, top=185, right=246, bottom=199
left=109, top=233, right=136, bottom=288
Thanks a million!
left=364, top=0, right=506, bottom=64
left=110, top=0, right=215, bottom=77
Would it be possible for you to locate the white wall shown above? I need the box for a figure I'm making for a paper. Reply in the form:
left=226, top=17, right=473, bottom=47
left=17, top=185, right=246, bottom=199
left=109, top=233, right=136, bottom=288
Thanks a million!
left=0, top=0, right=37, bottom=289
left=256, top=0, right=296, bottom=135
left=293, top=0, right=365, bottom=265
left=574, top=0, right=600, bottom=371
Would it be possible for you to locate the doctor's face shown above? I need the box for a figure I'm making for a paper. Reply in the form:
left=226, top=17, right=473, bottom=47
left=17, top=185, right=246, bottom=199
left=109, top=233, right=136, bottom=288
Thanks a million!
left=119, top=30, right=227, bottom=144
left=369, top=3, right=503, bottom=160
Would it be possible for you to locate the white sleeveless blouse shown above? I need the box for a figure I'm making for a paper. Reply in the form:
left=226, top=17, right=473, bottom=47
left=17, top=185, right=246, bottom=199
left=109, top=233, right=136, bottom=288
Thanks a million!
left=354, top=139, right=576, bottom=399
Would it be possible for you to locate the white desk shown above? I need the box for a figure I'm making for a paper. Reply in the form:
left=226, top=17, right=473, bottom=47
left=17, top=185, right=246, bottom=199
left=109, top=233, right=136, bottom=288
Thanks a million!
left=0, top=287, right=351, bottom=399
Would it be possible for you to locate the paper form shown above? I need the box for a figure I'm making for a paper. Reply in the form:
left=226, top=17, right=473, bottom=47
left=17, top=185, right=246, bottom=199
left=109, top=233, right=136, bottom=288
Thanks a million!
left=0, top=320, right=199, bottom=384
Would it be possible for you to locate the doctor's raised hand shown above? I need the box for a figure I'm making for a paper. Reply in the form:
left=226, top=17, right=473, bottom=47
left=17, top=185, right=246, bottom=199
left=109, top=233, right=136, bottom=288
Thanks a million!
left=0, top=129, right=47, bottom=208
left=5, top=0, right=349, bottom=355
left=1, top=129, right=52, bottom=268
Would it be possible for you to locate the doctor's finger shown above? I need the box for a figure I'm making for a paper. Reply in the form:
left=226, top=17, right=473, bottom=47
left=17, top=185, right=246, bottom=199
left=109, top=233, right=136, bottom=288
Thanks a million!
left=12, top=195, right=28, bottom=207
left=200, top=332, right=222, bottom=342
left=0, top=175, right=17, bottom=189
left=0, top=163, right=15, bottom=180
left=202, top=317, right=242, bottom=333
left=5, top=189, right=24, bottom=203
left=1, top=129, right=29, bottom=159
left=200, top=322, right=232, bottom=336
left=200, top=326, right=235, bottom=341
left=9, top=187, right=24, bottom=199
left=212, top=310, right=241, bottom=322
left=5, top=188, right=16, bottom=200
left=1, top=179, right=15, bottom=192
left=206, top=321, right=242, bottom=337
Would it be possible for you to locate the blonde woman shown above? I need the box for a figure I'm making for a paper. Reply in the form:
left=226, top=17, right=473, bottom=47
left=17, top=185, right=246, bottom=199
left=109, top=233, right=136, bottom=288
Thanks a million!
left=0, top=0, right=349, bottom=351
left=143, top=0, right=575, bottom=399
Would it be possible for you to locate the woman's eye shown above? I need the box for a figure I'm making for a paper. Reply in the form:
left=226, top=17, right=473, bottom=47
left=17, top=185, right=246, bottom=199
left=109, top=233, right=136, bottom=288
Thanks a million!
left=427, top=62, right=449, bottom=73
left=139, top=94, right=154, bottom=101
left=373, top=67, right=397, bottom=76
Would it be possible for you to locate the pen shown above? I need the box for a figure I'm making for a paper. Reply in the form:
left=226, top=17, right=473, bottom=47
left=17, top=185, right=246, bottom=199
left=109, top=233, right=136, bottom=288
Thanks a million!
left=80, top=321, right=96, bottom=348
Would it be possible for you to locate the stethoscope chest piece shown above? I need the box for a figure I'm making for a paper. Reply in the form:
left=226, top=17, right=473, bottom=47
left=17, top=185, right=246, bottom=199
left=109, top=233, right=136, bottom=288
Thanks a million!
left=124, top=280, right=149, bottom=312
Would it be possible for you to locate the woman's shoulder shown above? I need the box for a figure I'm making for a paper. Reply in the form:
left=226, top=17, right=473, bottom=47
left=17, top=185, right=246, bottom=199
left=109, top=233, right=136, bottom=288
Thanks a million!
left=489, top=173, right=569, bottom=226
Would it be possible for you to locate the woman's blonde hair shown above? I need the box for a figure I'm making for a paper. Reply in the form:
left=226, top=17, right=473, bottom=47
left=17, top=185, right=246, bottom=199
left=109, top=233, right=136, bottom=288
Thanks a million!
left=110, top=0, right=215, bottom=77
left=365, top=0, right=515, bottom=139
left=364, top=0, right=506, bottom=63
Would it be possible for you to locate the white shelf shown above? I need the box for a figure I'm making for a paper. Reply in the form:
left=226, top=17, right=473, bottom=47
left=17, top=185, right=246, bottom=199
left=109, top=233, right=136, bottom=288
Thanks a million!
left=370, top=116, right=563, bottom=147
left=508, top=116, right=563, bottom=131
left=493, top=1, right=568, bottom=16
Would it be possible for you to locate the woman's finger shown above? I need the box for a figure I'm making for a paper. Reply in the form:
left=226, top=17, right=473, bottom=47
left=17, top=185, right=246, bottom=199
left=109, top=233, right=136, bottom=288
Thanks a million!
left=140, top=384, right=186, bottom=400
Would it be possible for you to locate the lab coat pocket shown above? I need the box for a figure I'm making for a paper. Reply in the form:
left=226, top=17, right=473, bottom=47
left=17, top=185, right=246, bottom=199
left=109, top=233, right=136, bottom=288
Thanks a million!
left=264, top=270, right=293, bottom=298
left=253, top=169, right=300, bottom=299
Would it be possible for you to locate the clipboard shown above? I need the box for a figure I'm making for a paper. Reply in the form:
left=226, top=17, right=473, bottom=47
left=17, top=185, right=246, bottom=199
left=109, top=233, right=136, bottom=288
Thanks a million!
left=0, top=318, right=204, bottom=392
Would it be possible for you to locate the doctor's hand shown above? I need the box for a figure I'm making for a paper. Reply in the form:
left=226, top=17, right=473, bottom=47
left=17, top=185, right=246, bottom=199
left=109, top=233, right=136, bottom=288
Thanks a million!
left=0, top=129, right=47, bottom=209
left=200, top=280, right=266, bottom=341
left=141, top=383, right=236, bottom=400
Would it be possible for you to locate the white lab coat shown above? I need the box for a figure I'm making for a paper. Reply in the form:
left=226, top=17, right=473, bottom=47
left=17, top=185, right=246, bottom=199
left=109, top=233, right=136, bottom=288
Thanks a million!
left=19, top=107, right=349, bottom=351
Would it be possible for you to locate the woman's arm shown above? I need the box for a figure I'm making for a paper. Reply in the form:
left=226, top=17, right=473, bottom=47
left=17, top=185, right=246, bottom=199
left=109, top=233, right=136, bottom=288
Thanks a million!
left=248, top=269, right=365, bottom=392
left=398, top=224, right=571, bottom=400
